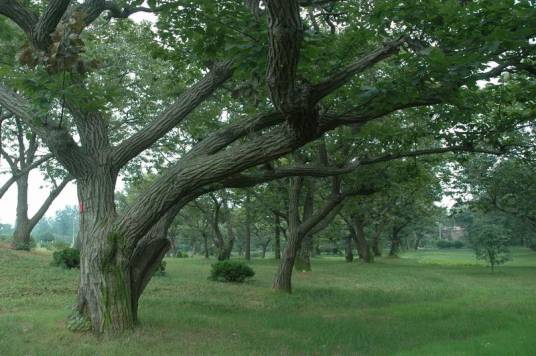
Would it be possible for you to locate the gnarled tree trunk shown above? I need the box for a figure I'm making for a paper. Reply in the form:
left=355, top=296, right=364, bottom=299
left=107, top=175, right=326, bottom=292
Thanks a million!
left=75, top=168, right=135, bottom=334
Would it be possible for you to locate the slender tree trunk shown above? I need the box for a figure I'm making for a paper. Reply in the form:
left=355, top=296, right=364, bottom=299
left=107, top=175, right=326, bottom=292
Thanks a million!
left=261, top=242, right=268, bottom=258
left=372, top=224, right=382, bottom=257
left=389, top=227, right=401, bottom=257
left=345, top=234, right=354, bottom=262
left=202, top=232, right=209, bottom=258
left=295, top=177, right=314, bottom=271
left=12, top=173, right=31, bottom=250
left=273, top=177, right=303, bottom=293
left=245, top=197, right=251, bottom=260
left=352, top=215, right=373, bottom=263
left=414, top=234, right=423, bottom=250
left=274, top=213, right=281, bottom=260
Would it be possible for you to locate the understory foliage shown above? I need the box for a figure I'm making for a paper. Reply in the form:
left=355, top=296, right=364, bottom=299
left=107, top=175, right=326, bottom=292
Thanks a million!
left=51, top=248, right=80, bottom=269
left=437, top=240, right=464, bottom=249
left=209, top=260, right=255, bottom=283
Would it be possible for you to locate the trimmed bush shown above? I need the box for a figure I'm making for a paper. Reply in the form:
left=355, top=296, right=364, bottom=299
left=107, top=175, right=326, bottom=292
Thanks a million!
left=436, top=240, right=453, bottom=249
left=51, top=248, right=80, bottom=269
left=453, top=240, right=464, bottom=249
left=209, top=260, right=255, bottom=283
left=175, top=251, right=189, bottom=258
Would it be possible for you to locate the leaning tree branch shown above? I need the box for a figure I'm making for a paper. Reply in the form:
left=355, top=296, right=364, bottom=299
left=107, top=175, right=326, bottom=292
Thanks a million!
left=311, top=37, right=408, bottom=102
left=185, top=112, right=284, bottom=159
left=112, top=61, right=234, bottom=169
left=0, top=85, right=90, bottom=175
left=28, top=176, right=73, bottom=229
left=0, top=0, right=38, bottom=35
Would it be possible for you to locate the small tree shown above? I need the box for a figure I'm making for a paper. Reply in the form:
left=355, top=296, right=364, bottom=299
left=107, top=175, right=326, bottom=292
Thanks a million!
left=471, top=225, right=511, bottom=272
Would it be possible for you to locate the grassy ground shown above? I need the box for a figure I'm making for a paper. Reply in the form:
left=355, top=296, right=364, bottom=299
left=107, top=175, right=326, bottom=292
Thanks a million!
left=1, top=247, right=535, bottom=355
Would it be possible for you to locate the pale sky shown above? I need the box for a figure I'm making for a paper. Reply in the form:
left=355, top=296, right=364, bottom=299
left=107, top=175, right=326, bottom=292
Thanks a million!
left=0, top=172, right=78, bottom=225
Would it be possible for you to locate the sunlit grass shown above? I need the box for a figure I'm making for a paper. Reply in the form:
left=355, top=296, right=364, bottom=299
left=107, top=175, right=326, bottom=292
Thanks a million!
left=1, top=247, right=535, bottom=355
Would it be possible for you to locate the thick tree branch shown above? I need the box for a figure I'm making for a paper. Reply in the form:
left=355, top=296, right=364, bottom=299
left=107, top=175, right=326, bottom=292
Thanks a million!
left=0, top=174, right=17, bottom=200
left=186, top=112, right=284, bottom=159
left=0, top=85, right=90, bottom=175
left=112, top=61, right=234, bottom=169
left=0, top=0, right=38, bottom=34
left=311, top=37, right=407, bottom=102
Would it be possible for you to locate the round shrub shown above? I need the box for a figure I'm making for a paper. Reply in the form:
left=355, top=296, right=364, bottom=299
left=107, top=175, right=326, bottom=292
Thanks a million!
left=437, top=240, right=453, bottom=249
left=51, top=248, right=80, bottom=269
left=453, top=240, right=465, bottom=249
left=175, top=250, right=189, bottom=258
left=209, top=260, right=255, bottom=283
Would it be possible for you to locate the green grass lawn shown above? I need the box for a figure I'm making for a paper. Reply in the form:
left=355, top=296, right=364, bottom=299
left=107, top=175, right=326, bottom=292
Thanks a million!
left=1, top=247, right=536, bottom=355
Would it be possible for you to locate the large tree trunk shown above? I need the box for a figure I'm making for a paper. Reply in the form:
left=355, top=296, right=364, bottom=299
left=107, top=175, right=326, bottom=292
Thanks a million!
left=12, top=173, right=31, bottom=250
left=352, top=215, right=373, bottom=263
left=274, top=213, right=281, bottom=259
left=74, top=169, right=138, bottom=334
